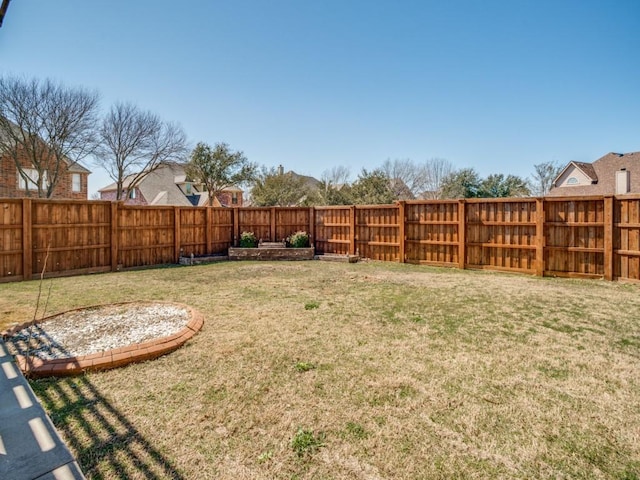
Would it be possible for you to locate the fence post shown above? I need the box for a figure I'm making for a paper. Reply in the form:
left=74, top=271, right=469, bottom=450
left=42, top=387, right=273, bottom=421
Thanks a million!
left=398, top=201, right=406, bottom=263
left=603, top=196, right=614, bottom=281
left=458, top=200, right=466, bottom=270
left=536, top=198, right=545, bottom=277
left=309, top=207, right=315, bottom=248
left=110, top=202, right=119, bottom=272
left=350, top=206, right=356, bottom=255
left=22, top=198, right=32, bottom=280
left=174, top=207, right=181, bottom=263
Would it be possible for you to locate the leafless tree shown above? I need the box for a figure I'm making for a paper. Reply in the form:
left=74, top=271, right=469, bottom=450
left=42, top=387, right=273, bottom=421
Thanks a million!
left=95, top=102, right=188, bottom=200
left=381, top=158, right=425, bottom=200
left=530, top=161, right=563, bottom=196
left=321, top=165, right=351, bottom=187
left=0, top=75, right=99, bottom=197
left=422, top=157, right=455, bottom=199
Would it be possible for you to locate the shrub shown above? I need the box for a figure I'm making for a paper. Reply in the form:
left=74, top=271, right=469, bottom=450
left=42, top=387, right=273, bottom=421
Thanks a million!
left=287, top=231, right=310, bottom=248
left=239, top=231, right=257, bottom=248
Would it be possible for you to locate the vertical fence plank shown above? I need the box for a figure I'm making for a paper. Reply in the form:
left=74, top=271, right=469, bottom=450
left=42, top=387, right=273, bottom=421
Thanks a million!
left=603, top=196, right=614, bottom=281
left=270, top=207, right=276, bottom=241
left=22, top=198, right=32, bottom=280
left=205, top=207, right=212, bottom=253
left=398, top=201, right=406, bottom=263
left=233, top=208, right=239, bottom=246
left=111, top=202, right=119, bottom=271
left=349, top=206, right=356, bottom=255
left=536, top=198, right=544, bottom=277
left=174, top=207, right=181, bottom=262
left=308, top=207, right=315, bottom=246
left=458, top=200, right=466, bottom=269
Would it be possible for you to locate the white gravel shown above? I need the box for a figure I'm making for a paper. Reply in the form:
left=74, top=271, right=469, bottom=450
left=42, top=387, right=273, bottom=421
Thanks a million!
left=6, top=303, right=190, bottom=360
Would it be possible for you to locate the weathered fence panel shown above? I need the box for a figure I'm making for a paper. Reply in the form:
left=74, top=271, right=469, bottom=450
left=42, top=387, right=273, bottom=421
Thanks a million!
left=117, top=206, right=176, bottom=269
left=275, top=208, right=312, bottom=242
left=614, top=195, right=640, bottom=281
left=314, top=206, right=351, bottom=255
left=179, top=208, right=208, bottom=257
left=544, top=197, right=605, bottom=278
left=404, top=200, right=460, bottom=266
left=210, top=208, right=233, bottom=254
left=355, top=205, right=400, bottom=261
left=31, top=200, right=112, bottom=277
left=237, top=208, right=272, bottom=242
left=0, top=199, right=24, bottom=281
left=465, top=199, right=538, bottom=274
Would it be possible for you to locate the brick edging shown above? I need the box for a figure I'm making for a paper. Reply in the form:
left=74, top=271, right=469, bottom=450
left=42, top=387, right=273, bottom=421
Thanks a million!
left=2, top=302, right=204, bottom=378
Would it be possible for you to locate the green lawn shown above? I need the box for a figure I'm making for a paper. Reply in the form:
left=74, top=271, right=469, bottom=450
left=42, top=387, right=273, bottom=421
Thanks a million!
left=2, top=261, right=639, bottom=479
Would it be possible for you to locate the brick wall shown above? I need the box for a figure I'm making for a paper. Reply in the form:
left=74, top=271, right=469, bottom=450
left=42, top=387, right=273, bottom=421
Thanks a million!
left=0, top=154, right=88, bottom=199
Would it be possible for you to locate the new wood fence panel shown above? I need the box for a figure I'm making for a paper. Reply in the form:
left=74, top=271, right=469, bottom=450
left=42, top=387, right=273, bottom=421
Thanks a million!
left=615, top=196, right=640, bottom=281
left=544, top=198, right=605, bottom=277
left=237, top=208, right=272, bottom=242
left=179, top=208, right=208, bottom=256
left=117, top=206, right=175, bottom=268
left=31, top=200, right=112, bottom=276
left=404, top=201, right=459, bottom=266
left=275, top=208, right=311, bottom=241
left=464, top=199, right=537, bottom=274
left=355, top=205, right=400, bottom=261
left=210, top=208, right=233, bottom=253
left=0, top=199, right=23, bottom=281
left=314, top=207, right=351, bottom=255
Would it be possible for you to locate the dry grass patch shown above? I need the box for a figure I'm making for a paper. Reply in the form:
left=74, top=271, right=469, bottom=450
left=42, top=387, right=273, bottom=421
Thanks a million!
left=1, top=262, right=639, bottom=479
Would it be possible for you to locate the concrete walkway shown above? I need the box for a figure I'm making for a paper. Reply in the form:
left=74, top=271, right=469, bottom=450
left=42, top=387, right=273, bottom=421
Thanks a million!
left=0, top=339, right=85, bottom=480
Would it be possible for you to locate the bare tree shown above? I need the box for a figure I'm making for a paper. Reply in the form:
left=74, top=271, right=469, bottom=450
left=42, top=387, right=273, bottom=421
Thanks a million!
left=530, top=161, right=563, bottom=196
left=381, top=158, right=426, bottom=200
left=321, top=165, right=351, bottom=187
left=95, top=102, right=187, bottom=200
left=422, top=157, right=454, bottom=199
left=0, top=75, right=99, bottom=197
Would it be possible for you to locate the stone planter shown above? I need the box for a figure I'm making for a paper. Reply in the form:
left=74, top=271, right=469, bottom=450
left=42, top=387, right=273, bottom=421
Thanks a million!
left=228, top=247, right=315, bottom=261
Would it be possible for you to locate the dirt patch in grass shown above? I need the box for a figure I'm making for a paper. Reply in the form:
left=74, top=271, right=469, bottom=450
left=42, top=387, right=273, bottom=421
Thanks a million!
left=2, top=262, right=639, bottom=479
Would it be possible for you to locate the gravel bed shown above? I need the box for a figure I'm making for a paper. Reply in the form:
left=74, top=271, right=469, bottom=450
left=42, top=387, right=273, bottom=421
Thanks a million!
left=5, top=303, right=190, bottom=360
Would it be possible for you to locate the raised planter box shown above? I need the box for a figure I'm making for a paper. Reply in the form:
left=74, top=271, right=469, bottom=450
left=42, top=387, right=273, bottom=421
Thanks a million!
left=228, top=247, right=315, bottom=261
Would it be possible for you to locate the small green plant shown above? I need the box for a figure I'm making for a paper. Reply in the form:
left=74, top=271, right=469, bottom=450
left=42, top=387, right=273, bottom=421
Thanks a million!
left=257, top=450, right=273, bottom=462
left=287, top=230, right=310, bottom=248
left=345, top=422, right=368, bottom=440
left=239, top=231, right=258, bottom=248
left=291, top=428, right=325, bottom=458
left=304, top=301, right=319, bottom=310
left=295, top=361, right=316, bottom=372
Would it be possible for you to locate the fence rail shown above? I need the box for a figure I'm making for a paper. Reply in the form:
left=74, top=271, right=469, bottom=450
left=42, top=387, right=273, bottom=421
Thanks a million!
left=2, top=196, right=640, bottom=283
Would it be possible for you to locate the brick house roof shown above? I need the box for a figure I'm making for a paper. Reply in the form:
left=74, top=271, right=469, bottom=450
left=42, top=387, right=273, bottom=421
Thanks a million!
left=548, top=152, right=640, bottom=196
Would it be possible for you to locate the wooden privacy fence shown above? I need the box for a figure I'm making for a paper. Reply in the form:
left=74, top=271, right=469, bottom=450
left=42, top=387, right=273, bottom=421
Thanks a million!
left=1, top=196, right=640, bottom=283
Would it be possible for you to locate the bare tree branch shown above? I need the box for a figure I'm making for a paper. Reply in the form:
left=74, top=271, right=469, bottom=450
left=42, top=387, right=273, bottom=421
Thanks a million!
left=95, top=102, right=187, bottom=200
left=0, top=75, right=99, bottom=197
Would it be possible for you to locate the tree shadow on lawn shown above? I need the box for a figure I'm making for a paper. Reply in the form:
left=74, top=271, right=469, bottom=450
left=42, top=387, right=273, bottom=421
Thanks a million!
left=31, top=373, right=185, bottom=480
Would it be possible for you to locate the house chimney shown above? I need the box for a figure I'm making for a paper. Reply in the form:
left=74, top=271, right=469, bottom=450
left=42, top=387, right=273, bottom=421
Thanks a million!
left=278, top=165, right=284, bottom=175
left=616, top=170, right=630, bottom=194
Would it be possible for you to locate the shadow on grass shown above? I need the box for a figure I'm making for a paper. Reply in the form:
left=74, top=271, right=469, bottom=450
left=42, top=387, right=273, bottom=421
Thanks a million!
left=6, top=323, right=184, bottom=480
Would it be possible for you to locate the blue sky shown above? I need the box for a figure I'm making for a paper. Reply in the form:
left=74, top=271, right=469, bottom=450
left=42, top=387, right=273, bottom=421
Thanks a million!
left=2, top=1, right=640, bottom=195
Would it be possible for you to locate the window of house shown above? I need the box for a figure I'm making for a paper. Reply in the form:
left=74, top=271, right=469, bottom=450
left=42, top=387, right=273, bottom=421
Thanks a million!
left=17, top=169, right=48, bottom=190
left=128, top=189, right=136, bottom=199
left=232, top=192, right=238, bottom=204
left=72, top=173, right=81, bottom=192
left=566, top=177, right=579, bottom=185
left=185, top=182, right=192, bottom=195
